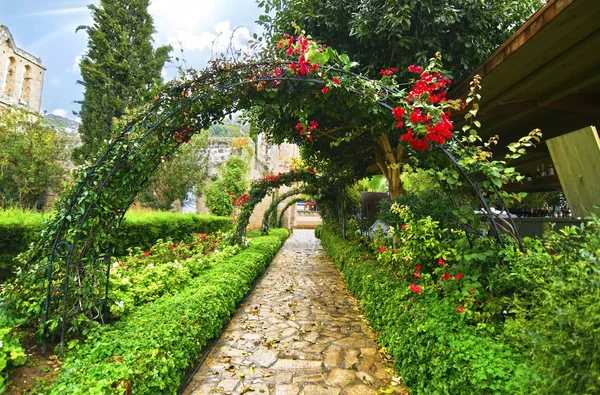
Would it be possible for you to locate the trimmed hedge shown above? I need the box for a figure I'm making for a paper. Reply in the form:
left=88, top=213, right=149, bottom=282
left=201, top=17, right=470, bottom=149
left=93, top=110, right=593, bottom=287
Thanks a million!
left=318, top=227, right=535, bottom=395
left=0, top=210, right=232, bottom=280
left=49, top=229, right=289, bottom=394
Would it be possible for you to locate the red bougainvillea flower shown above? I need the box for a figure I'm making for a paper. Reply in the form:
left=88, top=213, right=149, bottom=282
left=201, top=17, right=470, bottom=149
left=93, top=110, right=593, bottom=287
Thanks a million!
left=379, top=68, right=397, bottom=76
left=401, top=224, right=407, bottom=230
left=409, top=284, right=423, bottom=293
left=441, top=272, right=451, bottom=280
left=396, top=121, right=404, bottom=128
left=437, top=258, right=446, bottom=266
left=413, top=272, right=421, bottom=278
left=308, top=121, right=319, bottom=131
left=295, top=123, right=303, bottom=131
left=142, top=251, right=152, bottom=257
left=308, top=135, right=313, bottom=142
left=455, top=273, right=464, bottom=280
left=322, top=86, right=329, bottom=94
left=415, top=265, right=421, bottom=271
left=392, top=106, right=405, bottom=119
left=379, top=246, right=387, bottom=253
left=408, top=64, right=423, bottom=74
left=454, top=306, right=465, bottom=313
left=169, top=245, right=175, bottom=250
left=332, top=77, right=340, bottom=85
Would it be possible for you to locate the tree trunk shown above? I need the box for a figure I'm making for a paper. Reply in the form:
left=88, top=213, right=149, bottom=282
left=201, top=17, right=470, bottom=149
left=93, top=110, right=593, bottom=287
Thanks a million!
left=375, top=134, right=405, bottom=198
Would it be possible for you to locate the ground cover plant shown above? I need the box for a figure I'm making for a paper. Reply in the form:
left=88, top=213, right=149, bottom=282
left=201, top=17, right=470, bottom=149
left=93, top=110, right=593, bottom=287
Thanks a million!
left=47, top=229, right=289, bottom=394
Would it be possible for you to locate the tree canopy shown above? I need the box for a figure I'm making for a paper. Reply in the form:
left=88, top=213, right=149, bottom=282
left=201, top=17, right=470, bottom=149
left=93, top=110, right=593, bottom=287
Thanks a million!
left=258, top=0, right=542, bottom=81
left=74, top=0, right=171, bottom=162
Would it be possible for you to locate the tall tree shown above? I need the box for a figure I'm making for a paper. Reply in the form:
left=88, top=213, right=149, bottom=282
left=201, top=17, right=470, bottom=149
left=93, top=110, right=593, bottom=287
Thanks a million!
left=74, top=0, right=171, bottom=162
left=258, top=0, right=542, bottom=81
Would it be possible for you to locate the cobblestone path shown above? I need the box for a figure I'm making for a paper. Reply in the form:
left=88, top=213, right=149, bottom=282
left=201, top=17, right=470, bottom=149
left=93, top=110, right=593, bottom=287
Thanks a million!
left=183, top=230, right=406, bottom=395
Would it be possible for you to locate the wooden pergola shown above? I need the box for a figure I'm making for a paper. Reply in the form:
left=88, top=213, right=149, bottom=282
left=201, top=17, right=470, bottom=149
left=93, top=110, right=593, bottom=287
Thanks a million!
left=450, top=0, right=600, bottom=216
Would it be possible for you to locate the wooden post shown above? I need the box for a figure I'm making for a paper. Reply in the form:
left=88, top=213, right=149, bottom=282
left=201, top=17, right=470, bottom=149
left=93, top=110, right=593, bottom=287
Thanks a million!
left=546, top=125, right=600, bottom=217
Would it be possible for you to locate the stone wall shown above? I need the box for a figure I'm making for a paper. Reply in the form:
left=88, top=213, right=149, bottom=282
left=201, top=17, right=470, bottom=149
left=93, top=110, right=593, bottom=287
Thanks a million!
left=0, top=25, right=45, bottom=113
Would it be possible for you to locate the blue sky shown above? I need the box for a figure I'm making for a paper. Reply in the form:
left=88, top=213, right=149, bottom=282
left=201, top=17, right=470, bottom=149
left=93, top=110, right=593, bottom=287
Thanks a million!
left=0, top=0, right=264, bottom=119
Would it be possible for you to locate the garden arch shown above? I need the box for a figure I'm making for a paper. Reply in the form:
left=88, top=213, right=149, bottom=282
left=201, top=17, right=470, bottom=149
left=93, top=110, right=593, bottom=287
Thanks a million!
left=278, top=196, right=314, bottom=228
left=261, top=186, right=319, bottom=231
left=5, top=37, right=524, bottom=355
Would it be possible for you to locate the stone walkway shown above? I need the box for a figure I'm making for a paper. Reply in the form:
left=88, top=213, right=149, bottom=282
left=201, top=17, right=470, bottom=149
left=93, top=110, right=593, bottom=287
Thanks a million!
left=183, top=230, right=406, bottom=395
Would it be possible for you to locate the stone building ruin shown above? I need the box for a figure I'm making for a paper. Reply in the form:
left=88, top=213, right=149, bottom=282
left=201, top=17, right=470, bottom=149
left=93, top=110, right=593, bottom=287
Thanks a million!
left=0, top=25, right=45, bottom=113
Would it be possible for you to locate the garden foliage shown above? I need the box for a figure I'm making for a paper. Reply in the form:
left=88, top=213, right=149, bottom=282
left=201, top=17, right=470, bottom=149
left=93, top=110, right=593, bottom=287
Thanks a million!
left=0, top=210, right=232, bottom=281
left=0, top=320, right=26, bottom=393
left=49, top=229, right=289, bottom=394
left=319, top=204, right=600, bottom=394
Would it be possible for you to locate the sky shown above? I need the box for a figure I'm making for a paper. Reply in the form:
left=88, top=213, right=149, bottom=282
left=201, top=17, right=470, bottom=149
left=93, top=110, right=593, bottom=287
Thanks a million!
left=0, top=0, right=265, bottom=120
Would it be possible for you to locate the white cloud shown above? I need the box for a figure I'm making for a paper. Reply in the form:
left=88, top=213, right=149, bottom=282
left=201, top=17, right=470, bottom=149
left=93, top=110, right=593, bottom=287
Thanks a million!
left=149, top=0, right=218, bottom=31
left=168, top=20, right=252, bottom=56
left=51, top=108, right=68, bottom=117
left=27, top=7, right=89, bottom=17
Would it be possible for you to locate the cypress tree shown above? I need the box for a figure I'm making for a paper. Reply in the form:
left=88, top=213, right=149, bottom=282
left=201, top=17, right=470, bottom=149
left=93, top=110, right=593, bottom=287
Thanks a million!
left=74, top=0, right=171, bottom=162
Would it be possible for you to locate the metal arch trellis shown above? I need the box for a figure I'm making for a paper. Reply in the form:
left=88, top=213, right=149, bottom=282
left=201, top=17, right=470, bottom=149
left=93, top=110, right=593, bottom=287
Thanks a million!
left=261, top=186, right=319, bottom=232
left=30, top=60, right=520, bottom=355
left=277, top=196, right=315, bottom=228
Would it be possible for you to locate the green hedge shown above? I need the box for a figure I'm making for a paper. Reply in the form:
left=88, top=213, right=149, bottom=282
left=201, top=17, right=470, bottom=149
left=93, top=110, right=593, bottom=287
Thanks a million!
left=318, top=227, right=535, bottom=394
left=49, top=229, right=289, bottom=394
left=0, top=210, right=232, bottom=280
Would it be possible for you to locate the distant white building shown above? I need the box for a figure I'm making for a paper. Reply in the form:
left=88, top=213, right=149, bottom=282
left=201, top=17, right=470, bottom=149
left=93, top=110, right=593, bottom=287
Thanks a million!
left=0, top=25, right=45, bottom=112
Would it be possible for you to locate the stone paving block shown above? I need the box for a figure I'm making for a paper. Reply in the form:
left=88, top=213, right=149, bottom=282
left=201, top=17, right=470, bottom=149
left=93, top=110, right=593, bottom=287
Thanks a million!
left=250, top=349, right=278, bottom=367
left=215, top=378, right=240, bottom=393
left=299, top=384, right=341, bottom=395
left=325, top=368, right=356, bottom=386
left=323, top=345, right=344, bottom=368
left=275, top=384, right=300, bottom=395
left=344, top=349, right=360, bottom=368
left=271, top=359, right=322, bottom=371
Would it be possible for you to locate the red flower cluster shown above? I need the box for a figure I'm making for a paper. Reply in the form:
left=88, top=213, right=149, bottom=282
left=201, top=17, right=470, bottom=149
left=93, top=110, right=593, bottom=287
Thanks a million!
left=410, top=283, right=423, bottom=293
left=408, top=64, right=423, bottom=74
left=401, top=224, right=407, bottom=230
left=295, top=120, right=318, bottom=143
left=401, top=129, right=431, bottom=151
left=279, top=35, right=319, bottom=76
left=454, top=306, right=465, bottom=313
left=322, top=86, right=329, bottom=94
left=173, top=128, right=194, bottom=144
left=232, top=193, right=251, bottom=207
left=332, top=77, right=340, bottom=85
left=424, top=112, right=454, bottom=145
left=379, top=246, right=387, bottom=253
left=407, top=72, right=451, bottom=104
left=454, top=273, right=464, bottom=280
left=380, top=67, right=398, bottom=76
left=441, top=272, right=451, bottom=281
left=409, top=109, right=430, bottom=124
left=437, top=258, right=446, bottom=266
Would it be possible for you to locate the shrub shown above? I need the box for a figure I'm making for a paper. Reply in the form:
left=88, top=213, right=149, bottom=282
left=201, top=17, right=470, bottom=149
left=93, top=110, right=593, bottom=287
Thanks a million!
left=320, top=226, right=537, bottom=394
left=0, top=320, right=26, bottom=393
left=49, top=229, right=289, bottom=394
left=0, top=210, right=232, bottom=280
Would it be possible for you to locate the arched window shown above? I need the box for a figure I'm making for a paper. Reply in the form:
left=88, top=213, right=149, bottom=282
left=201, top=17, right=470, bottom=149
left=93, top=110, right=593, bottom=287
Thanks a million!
left=21, top=65, right=32, bottom=103
left=4, top=56, right=17, bottom=96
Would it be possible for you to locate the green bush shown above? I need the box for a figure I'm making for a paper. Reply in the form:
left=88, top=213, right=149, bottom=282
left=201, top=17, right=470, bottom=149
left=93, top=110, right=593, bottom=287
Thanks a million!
left=0, top=210, right=232, bottom=280
left=0, top=320, right=26, bottom=393
left=49, top=229, right=289, bottom=394
left=319, top=226, right=536, bottom=394
left=499, top=216, right=600, bottom=394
